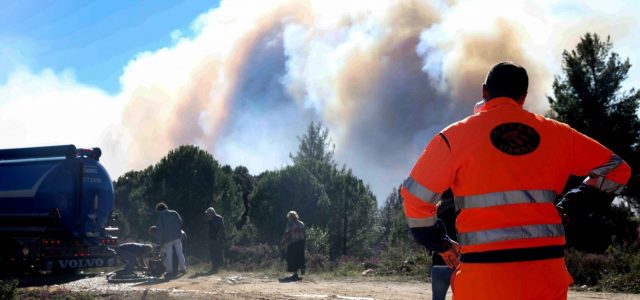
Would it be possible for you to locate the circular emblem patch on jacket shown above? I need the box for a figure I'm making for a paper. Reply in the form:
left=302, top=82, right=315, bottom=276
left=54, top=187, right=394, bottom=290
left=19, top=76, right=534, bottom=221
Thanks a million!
left=490, top=122, right=540, bottom=155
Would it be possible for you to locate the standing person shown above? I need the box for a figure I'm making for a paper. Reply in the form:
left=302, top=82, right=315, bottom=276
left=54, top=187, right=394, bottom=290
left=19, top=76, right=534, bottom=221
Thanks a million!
left=279, top=211, right=306, bottom=282
left=116, top=243, right=153, bottom=275
left=205, top=207, right=225, bottom=274
left=401, top=62, right=631, bottom=300
left=430, top=190, right=456, bottom=300
left=154, top=202, right=187, bottom=278
left=148, top=225, right=187, bottom=274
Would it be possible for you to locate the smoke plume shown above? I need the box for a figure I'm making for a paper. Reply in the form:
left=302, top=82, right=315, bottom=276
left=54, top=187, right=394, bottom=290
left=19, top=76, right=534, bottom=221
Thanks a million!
left=111, top=0, right=556, bottom=200
left=3, top=0, right=639, bottom=201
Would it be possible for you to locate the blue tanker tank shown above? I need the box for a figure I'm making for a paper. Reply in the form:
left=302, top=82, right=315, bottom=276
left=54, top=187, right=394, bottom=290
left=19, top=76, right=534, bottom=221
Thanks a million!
left=0, top=145, right=118, bottom=273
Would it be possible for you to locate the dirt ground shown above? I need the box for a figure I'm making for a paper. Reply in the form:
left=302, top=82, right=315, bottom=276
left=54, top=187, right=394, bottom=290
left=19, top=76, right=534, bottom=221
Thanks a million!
left=29, top=271, right=640, bottom=300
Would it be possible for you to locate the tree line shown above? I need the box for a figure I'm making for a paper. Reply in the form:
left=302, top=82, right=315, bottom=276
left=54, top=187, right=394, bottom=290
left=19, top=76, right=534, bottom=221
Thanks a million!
left=113, top=122, right=380, bottom=261
left=112, top=32, right=639, bottom=265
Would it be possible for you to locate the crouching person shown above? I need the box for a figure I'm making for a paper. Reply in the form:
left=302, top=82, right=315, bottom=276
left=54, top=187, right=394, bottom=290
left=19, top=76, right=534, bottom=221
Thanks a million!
left=117, top=243, right=153, bottom=274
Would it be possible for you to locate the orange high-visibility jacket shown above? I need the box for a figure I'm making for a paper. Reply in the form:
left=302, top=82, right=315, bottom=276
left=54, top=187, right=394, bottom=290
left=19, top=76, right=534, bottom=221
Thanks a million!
left=402, top=97, right=631, bottom=255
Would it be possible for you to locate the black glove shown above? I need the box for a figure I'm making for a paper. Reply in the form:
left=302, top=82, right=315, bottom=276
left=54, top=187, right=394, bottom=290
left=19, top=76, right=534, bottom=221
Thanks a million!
left=409, top=219, right=453, bottom=253
left=556, top=184, right=615, bottom=224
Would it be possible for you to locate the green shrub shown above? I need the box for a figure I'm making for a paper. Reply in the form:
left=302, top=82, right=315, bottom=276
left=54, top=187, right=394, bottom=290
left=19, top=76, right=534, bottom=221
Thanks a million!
left=377, top=245, right=430, bottom=277
left=599, top=272, right=640, bottom=293
left=306, top=252, right=329, bottom=272
left=307, top=226, right=330, bottom=258
left=0, top=279, right=18, bottom=300
left=565, top=248, right=611, bottom=286
left=598, top=243, right=640, bottom=292
left=232, top=222, right=258, bottom=246
left=226, top=243, right=280, bottom=271
left=326, top=256, right=364, bottom=277
left=565, top=242, right=640, bottom=292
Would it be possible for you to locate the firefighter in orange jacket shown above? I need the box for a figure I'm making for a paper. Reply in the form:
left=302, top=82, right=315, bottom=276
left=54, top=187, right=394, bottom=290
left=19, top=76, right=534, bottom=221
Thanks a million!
left=402, top=62, right=631, bottom=300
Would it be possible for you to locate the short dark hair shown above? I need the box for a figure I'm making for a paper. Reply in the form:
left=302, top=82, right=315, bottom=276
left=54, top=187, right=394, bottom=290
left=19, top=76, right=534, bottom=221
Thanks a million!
left=155, top=202, right=168, bottom=211
left=485, top=62, right=528, bottom=100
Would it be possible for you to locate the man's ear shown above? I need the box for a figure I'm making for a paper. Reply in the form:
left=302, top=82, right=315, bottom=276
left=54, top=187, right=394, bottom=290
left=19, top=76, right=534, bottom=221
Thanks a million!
left=482, top=84, right=489, bottom=100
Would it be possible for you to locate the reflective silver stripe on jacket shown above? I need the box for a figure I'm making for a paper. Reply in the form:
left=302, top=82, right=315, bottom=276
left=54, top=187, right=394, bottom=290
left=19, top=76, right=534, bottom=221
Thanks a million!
left=589, top=154, right=623, bottom=176
left=584, top=154, right=626, bottom=193
left=584, top=176, right=625, bottom=194
left=458, top=223, right=565, bottom=246
left=406, top=216, right=437, bottom=228
left=455, top=190, right=557, bottom=210
left=403, top=176, right=441, bottom=204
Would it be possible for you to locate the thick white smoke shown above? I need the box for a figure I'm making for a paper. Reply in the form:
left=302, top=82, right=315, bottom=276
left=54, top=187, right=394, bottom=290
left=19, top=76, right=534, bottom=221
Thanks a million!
left=2, top=0, right=639, bottom=201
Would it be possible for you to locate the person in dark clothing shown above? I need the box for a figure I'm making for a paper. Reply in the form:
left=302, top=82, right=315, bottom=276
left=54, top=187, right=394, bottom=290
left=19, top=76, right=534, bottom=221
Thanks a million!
left=279, top=211, right=306, bottom=282
left=205, top=207, right=225, bottom=273
left=116, top=243, right=153, bottom=274
left=430, top=189, right=457, bottom=300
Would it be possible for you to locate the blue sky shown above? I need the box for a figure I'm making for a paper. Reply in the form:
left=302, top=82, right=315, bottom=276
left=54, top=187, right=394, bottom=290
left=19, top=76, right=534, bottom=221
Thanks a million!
left=0, top=1, right=220, bottom=94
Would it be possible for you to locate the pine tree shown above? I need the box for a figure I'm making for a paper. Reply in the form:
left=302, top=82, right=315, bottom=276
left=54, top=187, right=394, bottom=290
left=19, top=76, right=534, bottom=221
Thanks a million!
left=290, top=122, right=335, bottom=166
left=548, top=32, right=640, bottom=207
left=548, top=33, right=640, bottom=252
